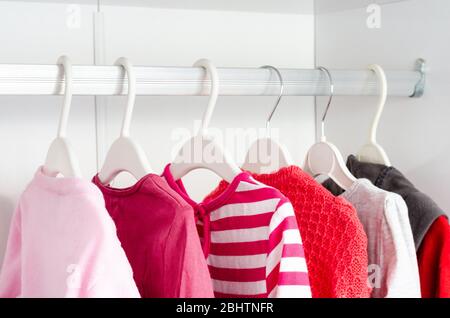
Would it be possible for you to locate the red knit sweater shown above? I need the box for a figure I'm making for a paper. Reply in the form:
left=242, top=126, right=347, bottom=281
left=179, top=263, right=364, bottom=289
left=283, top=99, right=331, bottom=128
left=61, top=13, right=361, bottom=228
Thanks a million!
left=205, top=166, right=371, bottom=298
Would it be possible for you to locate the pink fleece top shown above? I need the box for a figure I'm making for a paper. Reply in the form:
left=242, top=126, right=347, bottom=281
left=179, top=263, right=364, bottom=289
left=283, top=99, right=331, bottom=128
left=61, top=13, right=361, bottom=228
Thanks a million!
left=0, top=167, right=140, bottom=298
left=92, top=173, right=214, bottom=298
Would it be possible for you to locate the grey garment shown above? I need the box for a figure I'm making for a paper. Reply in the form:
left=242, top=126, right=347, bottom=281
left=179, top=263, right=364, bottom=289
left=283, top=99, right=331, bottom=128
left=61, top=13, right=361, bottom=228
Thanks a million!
left=322, top=155, right=447, bottom=251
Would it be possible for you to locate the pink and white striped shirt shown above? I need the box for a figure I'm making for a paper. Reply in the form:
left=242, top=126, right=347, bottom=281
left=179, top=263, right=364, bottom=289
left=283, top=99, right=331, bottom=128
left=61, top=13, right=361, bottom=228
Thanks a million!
left=163, top=165, right=311, bottom=298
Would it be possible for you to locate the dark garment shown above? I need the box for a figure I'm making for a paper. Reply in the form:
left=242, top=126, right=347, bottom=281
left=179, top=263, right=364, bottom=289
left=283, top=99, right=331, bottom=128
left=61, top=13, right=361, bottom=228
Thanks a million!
left=322, top=155, right=447, bottom=251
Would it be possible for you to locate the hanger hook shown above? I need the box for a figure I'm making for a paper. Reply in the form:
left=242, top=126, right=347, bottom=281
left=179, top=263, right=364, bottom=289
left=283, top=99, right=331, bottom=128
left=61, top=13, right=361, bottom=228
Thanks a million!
left=317, top=66, right=334, bottom=142
left=410, top=58, right=426, bottom=98
left=368, top=64, right=387, bottom=143
left=194, top=59, right=219, bottom=135
left=115, top=57, right=137, bottom=138
left=56, top=55, right=73, bottom=139
left=260, top=65, right=284, bottom=134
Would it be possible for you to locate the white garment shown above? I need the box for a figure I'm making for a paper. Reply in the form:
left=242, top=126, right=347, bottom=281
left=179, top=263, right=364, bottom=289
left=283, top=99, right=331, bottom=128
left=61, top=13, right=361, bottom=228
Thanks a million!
left=341, top=179, right=421, bottom=298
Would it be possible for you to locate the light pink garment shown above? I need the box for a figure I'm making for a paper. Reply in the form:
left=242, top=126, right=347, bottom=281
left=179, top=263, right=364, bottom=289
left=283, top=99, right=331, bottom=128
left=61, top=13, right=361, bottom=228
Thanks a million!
left=0, top=167, right=140, bottom=298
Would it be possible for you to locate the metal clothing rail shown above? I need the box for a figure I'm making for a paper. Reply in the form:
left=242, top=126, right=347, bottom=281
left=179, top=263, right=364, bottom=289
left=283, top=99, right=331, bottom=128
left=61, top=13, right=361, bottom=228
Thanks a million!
left=0, top=59, right=426, bottom=97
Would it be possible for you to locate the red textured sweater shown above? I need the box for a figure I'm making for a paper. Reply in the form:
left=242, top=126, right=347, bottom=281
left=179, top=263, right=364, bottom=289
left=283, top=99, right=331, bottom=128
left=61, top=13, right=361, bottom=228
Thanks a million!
left=205, top=166, right=371, bottom=298
left=418, top=216, right=450, bottom=298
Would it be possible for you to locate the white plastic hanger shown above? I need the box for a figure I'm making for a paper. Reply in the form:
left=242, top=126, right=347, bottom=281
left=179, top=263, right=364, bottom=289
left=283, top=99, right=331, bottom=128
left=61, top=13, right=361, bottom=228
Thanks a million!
left=242, top=65, right=293, bottom=174
left=357, top=64, right=391, bottom=166
left=304, top=66, right=356, bottom=191
left=170, top=59, right=241, bottom=183
left=43, top=56, right=82, bottom=178
left=98, top=57, right=152, bottom=184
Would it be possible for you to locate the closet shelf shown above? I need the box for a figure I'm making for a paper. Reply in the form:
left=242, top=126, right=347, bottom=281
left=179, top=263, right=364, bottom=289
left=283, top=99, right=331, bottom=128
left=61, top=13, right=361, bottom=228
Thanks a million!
left=0, top=63, right=424, bottom=97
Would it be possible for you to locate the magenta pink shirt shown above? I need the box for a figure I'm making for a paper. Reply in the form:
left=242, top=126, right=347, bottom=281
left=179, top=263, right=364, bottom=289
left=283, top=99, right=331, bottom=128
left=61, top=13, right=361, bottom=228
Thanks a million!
left=0, top=167, right=140, bottom=298
left=93, top=173, right=214, bottom=298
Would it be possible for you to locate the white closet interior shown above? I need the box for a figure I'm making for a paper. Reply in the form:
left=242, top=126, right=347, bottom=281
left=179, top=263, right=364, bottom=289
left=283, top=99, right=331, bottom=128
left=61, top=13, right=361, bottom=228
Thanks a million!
left=0, top=0, right=448, bottom=268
